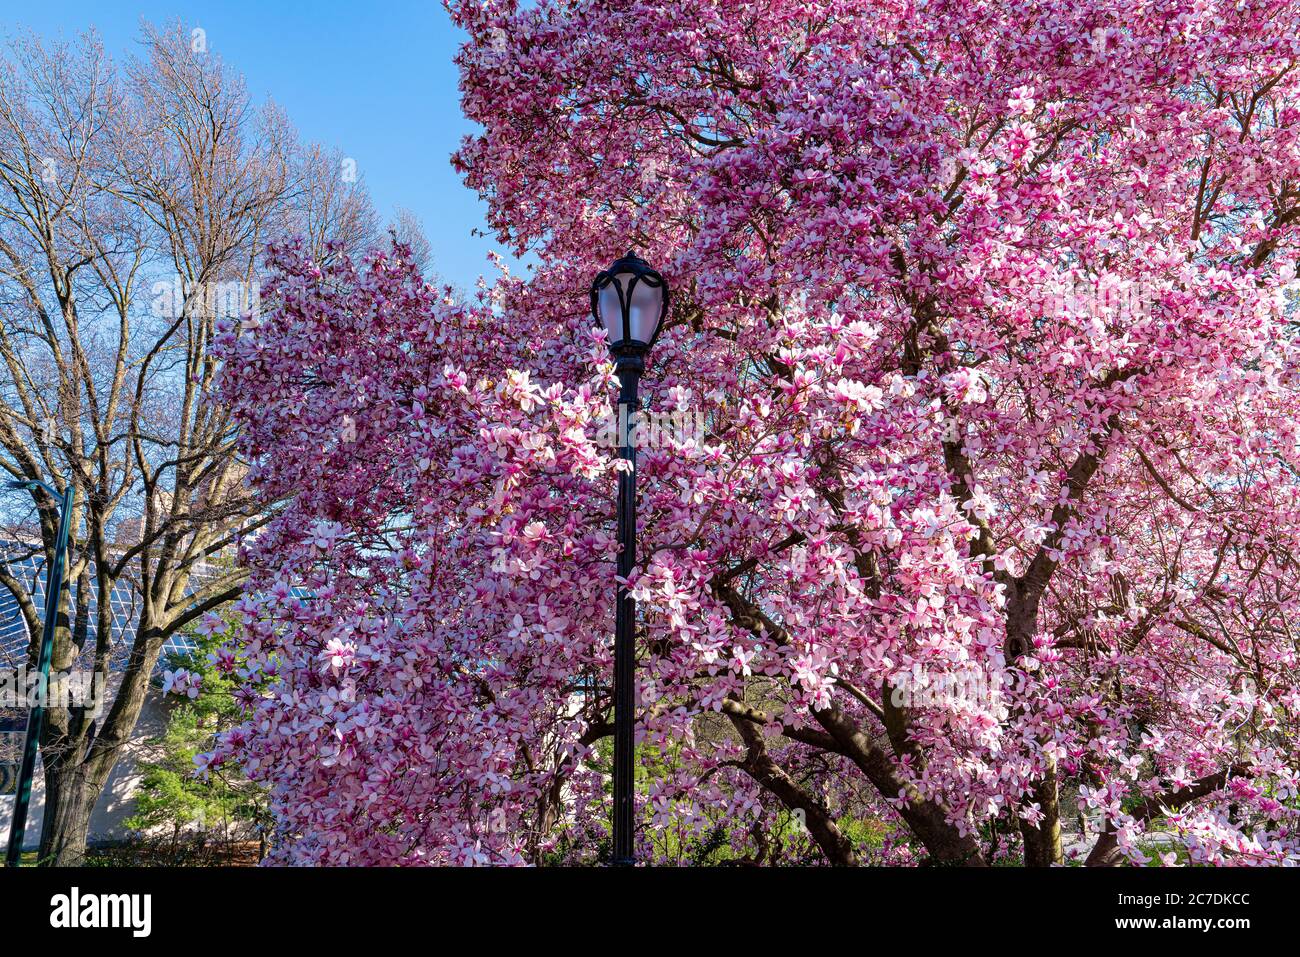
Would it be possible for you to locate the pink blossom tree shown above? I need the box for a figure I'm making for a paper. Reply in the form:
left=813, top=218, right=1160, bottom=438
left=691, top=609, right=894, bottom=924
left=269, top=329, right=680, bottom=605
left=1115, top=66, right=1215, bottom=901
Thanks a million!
left=209, top=0, right=1300, bottom=865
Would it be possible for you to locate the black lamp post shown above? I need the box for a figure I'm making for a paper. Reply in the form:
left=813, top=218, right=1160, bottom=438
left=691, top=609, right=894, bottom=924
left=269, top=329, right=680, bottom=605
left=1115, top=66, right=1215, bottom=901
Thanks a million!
left=590, top=249, right=669, bottom=866
left=4, top=477, right=74, bottom=867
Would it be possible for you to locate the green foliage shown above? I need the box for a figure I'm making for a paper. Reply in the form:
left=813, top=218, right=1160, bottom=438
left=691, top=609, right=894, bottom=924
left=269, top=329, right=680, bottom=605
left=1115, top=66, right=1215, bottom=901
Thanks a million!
left=839, top=815, right=891, bottom=850
left=124, top=610, right=268, bottom=860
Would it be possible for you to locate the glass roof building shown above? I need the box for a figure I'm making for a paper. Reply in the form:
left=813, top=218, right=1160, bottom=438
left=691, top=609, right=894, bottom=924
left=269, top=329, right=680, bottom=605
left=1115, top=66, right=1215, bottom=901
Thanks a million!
left=0, top=540, right=198, bottom=673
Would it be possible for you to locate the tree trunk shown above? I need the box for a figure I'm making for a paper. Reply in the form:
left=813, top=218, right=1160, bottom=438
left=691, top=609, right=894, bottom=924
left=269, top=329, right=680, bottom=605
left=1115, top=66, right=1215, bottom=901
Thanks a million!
left=1019, top=756, right=1064, bottom=867
left=1006, top=580, right=1065, bottom=867
left=716, top=581, right=986, bottom=865
left=37, top=763, right=97, bottom=866
left=811, top=702, right=986, bottom=865
left=1085, top=829, right=1124, bottom=867
left=728, top=711, right=857, bottom=865
left=37, top=625, right=161, bottom=864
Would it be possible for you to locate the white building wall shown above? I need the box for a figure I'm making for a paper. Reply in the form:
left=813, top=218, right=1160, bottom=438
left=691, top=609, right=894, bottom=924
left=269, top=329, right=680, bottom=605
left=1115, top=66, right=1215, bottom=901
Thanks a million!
left=0, top=688, right=168, bottom=851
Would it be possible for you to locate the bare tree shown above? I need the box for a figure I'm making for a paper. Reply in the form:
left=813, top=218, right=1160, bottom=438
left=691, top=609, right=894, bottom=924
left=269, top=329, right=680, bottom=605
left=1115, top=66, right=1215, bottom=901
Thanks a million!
left=0, top=22, right=377, bottom=864
left=389, top=206, right=435, bottom=277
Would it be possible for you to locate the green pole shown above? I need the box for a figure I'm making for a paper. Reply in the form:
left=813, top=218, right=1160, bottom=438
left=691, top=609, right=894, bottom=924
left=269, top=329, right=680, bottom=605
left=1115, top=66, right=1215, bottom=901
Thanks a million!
left=4, top=480, right=73, bottom=866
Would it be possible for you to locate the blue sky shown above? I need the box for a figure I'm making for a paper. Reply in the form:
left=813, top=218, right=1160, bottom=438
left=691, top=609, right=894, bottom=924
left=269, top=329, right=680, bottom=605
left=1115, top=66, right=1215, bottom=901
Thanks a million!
left=5, top=1, right=519, bottom=292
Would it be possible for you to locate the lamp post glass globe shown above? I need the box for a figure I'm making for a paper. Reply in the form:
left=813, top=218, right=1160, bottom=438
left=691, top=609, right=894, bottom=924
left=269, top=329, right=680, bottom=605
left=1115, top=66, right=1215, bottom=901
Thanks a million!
left=591, top=250, right=669, bottom=358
